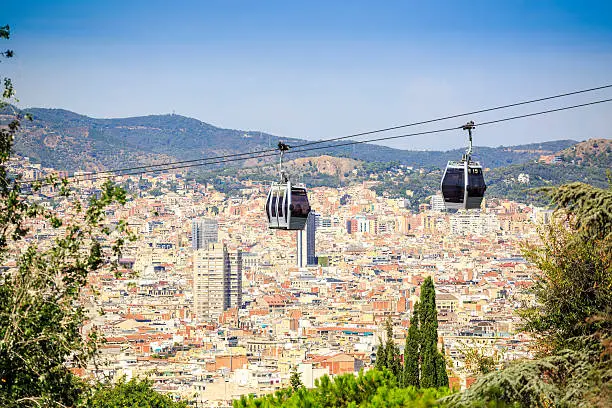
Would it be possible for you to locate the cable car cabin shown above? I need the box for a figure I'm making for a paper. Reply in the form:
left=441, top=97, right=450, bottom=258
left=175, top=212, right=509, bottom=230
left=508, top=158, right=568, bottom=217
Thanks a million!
left=266, top=181, right=311, bottom=230
left=441, top=160, right=486, bottom=210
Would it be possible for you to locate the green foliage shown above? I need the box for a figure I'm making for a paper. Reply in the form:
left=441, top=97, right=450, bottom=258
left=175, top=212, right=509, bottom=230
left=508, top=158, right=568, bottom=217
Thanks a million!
left=88, top=378, right=186, bottom=408
left=0, top=26, right=145, bottom=407
left=290, top=368, right=303, bottom=392
left=373, top=278, right=448, bottom=397
left=443, top=349, right=603, bottom=408
left=543, top=181, right=612, bottom=240
left=374, top=319, right=401, bottom=379
left=519, top=182, right=612, bottom=353
left=375, top=336, right=387, bottom=372
left=384, top=319, right=402, bottom=379
left=418, top=278, right=448, bottom=389
left=233, top=369, right=452, bottom=408
left=403, top=303, right=420, bottom=388
left=462, top=346, right=497, bottom=376
left=445, top=180, right=612, bottom=407
left=519, top=223, right=612, bottom=353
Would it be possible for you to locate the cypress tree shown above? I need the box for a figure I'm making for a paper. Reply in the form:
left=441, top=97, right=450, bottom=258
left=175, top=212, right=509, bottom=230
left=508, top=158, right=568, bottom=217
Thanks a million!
left=436, top=350, right=449, bottom=387
left=375, top=336, right=387, bottom=371
left=384, top=317, right=402, bottom=379
left=374, top=318, right=401, bottom=379
left=419, top=277, right=448, bottom=388
left=403, top=302, right=420, bottom=387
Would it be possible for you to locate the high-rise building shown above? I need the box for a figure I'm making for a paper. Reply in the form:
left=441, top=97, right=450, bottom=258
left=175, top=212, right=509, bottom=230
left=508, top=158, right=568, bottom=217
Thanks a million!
left=297, top=212, right=317, bottom=268
left=431, top=194, right=446, bottom=212
left=449, top=212, right=500, bottom=236
left=193, top=243, right=226, bottom=321
left=192, top=218, right=218, bottom=250
left=193, top=243, right=242, bottom=321
left=226, top=250, right=242, bottom=310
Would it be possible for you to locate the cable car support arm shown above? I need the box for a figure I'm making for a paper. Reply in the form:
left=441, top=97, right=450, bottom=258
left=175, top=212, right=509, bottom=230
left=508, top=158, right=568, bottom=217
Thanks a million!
left=461, top=121, right=475, bottom=161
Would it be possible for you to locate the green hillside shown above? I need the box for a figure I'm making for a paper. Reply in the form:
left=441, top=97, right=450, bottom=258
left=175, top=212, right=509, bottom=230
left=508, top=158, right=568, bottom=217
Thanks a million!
left=192, top=139, right=611, bottom=210
left=1, top=106, right=577, bottom=172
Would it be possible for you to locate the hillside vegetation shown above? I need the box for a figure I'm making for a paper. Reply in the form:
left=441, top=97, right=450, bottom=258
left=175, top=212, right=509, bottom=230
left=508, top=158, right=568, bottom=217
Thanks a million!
left=559, top=138, right=612, bottom=167
left=194, top=139, right=610, bottom=210
left=1, top=105, right=577, bottom=172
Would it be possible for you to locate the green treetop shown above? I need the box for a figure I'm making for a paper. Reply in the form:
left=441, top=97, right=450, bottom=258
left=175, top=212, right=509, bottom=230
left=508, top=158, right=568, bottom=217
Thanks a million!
left=403, top=302, right=420, bottom=388
left=418, top=277, right=448, bottom=388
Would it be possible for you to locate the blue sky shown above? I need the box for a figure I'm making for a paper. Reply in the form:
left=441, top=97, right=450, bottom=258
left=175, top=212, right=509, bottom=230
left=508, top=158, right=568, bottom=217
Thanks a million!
left=3, top=0, right=612, bottom=150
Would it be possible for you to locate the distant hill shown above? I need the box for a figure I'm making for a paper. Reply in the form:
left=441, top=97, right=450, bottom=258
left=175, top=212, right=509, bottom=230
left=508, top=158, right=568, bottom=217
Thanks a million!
left=482, top=139, right=611, bottom=204
left=1, top=106, right=580, bottom=173
left=558, top=138, right=612, bottom=167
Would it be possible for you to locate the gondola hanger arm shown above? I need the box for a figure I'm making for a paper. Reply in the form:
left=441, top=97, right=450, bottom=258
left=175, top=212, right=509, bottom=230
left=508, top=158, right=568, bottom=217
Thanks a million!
left=461, top=121, right=476, bottom=161
left=277, top=142, right=290, bottom=183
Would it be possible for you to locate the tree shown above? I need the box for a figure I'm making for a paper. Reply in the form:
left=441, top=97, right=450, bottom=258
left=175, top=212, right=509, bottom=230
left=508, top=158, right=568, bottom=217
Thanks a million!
left=518, top=182, right=612, bottom=353
left=384, top=318, right=402, bottom=379
left=0, top=25, right=139, bottom=407
left=374, top=336, right=387, bottom=372
left=462, top=345, right=497, bottom=376
left=444, top=181, right=612, bottom=407
left=419, top=277, right=448, bottom=388
left=374, top=318, right=401, bottom=379
left=290, top=368, right=303, bottom=391
left=234, top=369, right=452, bottom=408
left=403, top=302, right=420, bottom=388
left=88, top=378, right=186, bottom=408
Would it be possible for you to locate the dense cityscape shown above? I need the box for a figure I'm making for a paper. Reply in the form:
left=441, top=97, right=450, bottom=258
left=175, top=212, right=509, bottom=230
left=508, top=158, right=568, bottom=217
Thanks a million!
left=2, top=3, right=611, bottom=407
left=8, top=155, right=554, bottom=406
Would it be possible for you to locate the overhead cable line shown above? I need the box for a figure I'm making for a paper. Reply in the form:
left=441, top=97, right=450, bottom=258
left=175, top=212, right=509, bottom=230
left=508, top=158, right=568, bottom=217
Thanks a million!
left=60, top=83, right=612, bottom=181
left=290, top=83, right=612, bottom=148
left=33, top=96, right=611, bottom=186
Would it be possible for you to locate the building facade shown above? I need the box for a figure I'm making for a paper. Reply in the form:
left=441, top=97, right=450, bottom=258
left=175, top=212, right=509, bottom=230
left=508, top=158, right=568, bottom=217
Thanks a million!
left=226, top=250, right=243, bottom=311
left=191, top=218, right=218, bottom=250
left=431, top=194, right=446, bottom=212
left=193, top=243, right=243, bottom=321
left=297, top=211, right=317, bottom=268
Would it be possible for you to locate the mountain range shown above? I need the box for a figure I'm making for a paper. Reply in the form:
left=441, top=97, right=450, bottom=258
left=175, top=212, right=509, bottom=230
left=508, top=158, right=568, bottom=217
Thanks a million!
left=2, top=106, right=580, bottom=173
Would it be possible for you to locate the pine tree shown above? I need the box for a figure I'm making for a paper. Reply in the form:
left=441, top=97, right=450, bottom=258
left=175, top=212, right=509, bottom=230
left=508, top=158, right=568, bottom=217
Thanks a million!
left=403, top=302, right=420, bottom=388
left=443, top=181, right=612, bottom=407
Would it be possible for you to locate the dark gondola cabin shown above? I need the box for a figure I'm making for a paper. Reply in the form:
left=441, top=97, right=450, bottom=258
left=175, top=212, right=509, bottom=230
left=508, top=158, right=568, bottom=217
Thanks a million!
left=441, top=161, right=486, bottom=210
left=266, top=181, right=311, bottom=230
left=440, top=121, right=487, bottom=210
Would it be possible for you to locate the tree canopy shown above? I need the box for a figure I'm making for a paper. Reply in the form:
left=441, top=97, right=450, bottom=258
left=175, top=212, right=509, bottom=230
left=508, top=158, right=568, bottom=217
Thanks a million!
left=88, top=378, right=186, bottom=408
left=444, top=181, right=612, bottom=407
left=0, top=24, right=178, bottom=408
